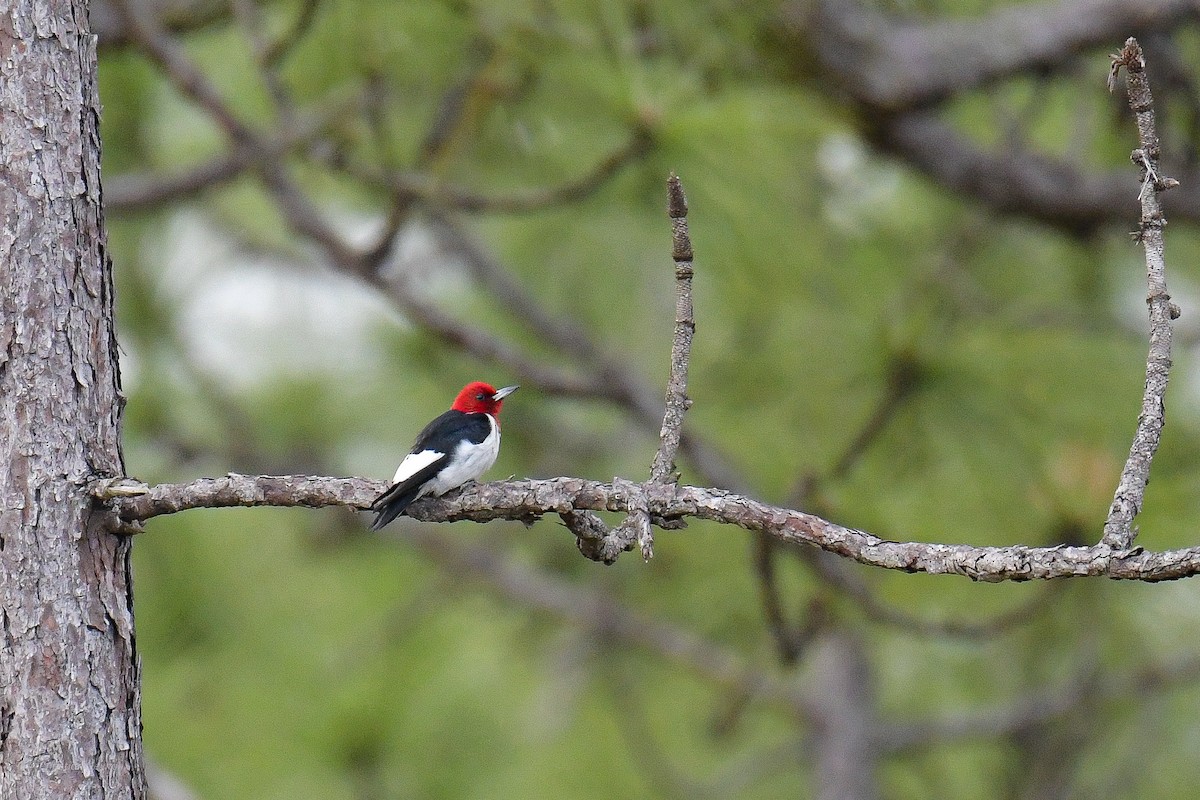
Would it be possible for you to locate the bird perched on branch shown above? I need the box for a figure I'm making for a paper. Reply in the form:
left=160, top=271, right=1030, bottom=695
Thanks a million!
left=370, top=381, right=518, bottom=530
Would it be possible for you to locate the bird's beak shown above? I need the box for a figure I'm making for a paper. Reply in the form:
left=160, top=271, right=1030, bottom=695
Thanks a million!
left=492, top=385, right=519, bottom=401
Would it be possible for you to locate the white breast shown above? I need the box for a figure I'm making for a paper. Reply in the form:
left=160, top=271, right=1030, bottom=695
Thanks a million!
left=425, top=414, right=501, bottom=496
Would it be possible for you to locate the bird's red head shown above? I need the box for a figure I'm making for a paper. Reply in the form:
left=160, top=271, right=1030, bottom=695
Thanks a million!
left=451, top=381, right=519, bottom=415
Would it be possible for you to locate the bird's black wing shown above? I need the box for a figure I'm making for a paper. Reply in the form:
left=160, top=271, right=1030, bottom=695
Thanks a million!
left=411, top=409, right=493, bottom=449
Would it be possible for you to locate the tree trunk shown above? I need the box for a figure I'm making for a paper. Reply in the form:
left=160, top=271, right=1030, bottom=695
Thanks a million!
left=810, top=630, right=880, bottom=800
left=0, top=5, right=144, bottom=799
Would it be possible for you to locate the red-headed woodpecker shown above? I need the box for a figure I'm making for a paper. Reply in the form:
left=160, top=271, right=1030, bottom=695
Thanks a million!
left=370, top=381, right=518, bottom=530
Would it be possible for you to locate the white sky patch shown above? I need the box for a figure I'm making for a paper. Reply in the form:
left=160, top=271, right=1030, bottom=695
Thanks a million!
left=817, top=132, right=904, bottom=234
left=381, top=217, right=474, bottom=302
left=147, top=210, right=417, bottom=390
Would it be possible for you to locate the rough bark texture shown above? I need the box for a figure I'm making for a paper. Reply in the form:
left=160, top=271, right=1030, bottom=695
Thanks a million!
left=0, top=5, right=143, bottom=799
left=103, top=474, right=1200, bottom=581
left=648, top=173, right=694, bottom=486
left=1101, top=38, right=1175, bottom=551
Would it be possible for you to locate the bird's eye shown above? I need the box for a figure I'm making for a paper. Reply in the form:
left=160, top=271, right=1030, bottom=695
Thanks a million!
left=476, top=393, right=487, bottom=401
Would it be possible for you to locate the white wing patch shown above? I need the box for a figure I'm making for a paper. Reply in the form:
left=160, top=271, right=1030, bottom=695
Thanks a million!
left=391, top=449, right=444, bottom=484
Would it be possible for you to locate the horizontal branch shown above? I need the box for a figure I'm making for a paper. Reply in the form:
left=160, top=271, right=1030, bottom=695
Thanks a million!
left=98, top=474, right=1200, bottom=582
left=777, top=0, right=1200, bottom=230
left=106, top=96, right=355, bottom=213
left=382, top=129, right=652, bottom=214
left=872, top=110, right=1200, bottom=231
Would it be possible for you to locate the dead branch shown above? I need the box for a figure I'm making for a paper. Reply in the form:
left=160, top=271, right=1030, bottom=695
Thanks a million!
left=95, top=474, right=1200, bottom=582
left=111, top=0, right=256, bottom=144
left=112, top=0, right=363, bottom=266
left=1102, top=37, right=1178, bottom=550
left=649, top=174, right=696, bottom=486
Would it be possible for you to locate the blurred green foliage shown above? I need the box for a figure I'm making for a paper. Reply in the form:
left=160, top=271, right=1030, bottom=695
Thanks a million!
left=99, top=0, right=1200, bottom=797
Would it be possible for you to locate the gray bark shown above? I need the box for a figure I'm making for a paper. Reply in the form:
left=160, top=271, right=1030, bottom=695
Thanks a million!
left=0, top=5, right=143, bottom=799
left=105, top=473, right=1200, bottom=580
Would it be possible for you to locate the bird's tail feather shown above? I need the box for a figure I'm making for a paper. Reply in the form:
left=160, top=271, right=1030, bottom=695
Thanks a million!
left=370, top=486, right=421, bottom=531
left=370, top=456, right=447, bottom=531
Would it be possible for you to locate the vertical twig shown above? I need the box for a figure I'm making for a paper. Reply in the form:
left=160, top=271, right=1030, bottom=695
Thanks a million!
left=595, top=174, right=698, bottom=563
left=633, top=174, right=698, bottom=561
left=650, top=174, right=696, bottom=483
left=1102, top=38, right=1180, bottom=551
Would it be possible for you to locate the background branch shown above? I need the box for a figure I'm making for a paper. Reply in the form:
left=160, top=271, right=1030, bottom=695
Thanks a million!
left=778, top=0, right=1200, bottom=230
